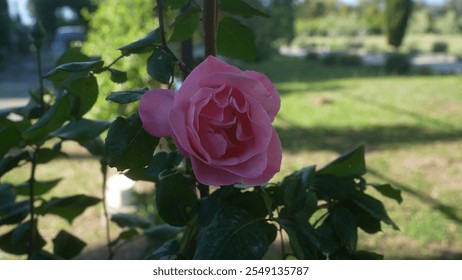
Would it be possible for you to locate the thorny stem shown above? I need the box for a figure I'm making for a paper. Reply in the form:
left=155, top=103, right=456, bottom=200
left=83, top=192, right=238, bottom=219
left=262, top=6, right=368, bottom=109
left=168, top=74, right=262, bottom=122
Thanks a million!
left=203, top=0, right=218, bottom=57
left=197, top=183, right=210, bottom=198
left=100, top=160, right=114, bottom=259
left=156, top=0, right=168, bottom=50
left=36, top=51, right=45, bottom=110
left=276, top=208, right=286, bottom=259
left=27, top=146, right=40, bottom=259
left=104, top=54, right=126, bottom=70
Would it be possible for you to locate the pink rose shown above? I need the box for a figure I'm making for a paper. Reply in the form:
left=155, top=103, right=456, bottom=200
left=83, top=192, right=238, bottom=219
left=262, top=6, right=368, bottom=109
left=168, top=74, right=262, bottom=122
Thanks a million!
left=139, top=56, right=282, bottom=186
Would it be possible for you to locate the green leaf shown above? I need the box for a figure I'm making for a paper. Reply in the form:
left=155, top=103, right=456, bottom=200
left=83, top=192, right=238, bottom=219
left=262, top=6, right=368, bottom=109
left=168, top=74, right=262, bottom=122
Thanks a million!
left=147, top=48, right=175, bottom=84
left=78, top=137, right=105, bottom=157
left=144, top=224, right=182, bottom=242
left=15, top=179, right=62, bottom=196
left=278, top=217, right=318, bottom=260
left=315, top=217, right=339, bottom=256
left=164, top=0, right=188, bottom=9
left=109, top=68, right=128, bottom=84
left=145, top=239, right=179, bottom=260
left=332, top=206, right=357, bottom=253
left=0, top=125, right=22, bottom=157
left=221, top=0, right=270, bottom=18
left=194, top=207, right=276, bottom=260
left=355, top=250, right=384, bottom=260
left=119, top=29, right=161, bottom=55
left=37, top=195, right=101, bottom=224
left=22, top=94, right=72, bottom=143
left=197, top=195, right=223, bottom=227
left=68, top=75, right=99, bottom=118
left=53, top=230, right=86, bottom=259
left=44, top=60, right=103, bottom=88
left=229, top=191, right=268, bottom=219
left=0, top=151, right=29, bottom=177
left=343, top=200, right=382, bottom=234
left=352, top=193, right=399, bottom=230
left=156, top=170, right=198, bottom=227
left=0, top=221, right=46, bottom=255
left=312, top=175, right=359, bottom=201
left=125, top=151, right=183, bottom=182
left=55, top=47, right=91, bottom=66
left=50, top=119, right=111, bottom=142
left=318, top=145, right=366, bottom=177
left=106, top=88, right=148, bottom=104
left=169, top=6, right=201, bottom=42
left=217, top=17, right=256, bottom=62
left=0, top=200, right=29, bottom=226
left=105, top=114, right=160, bottom=171
left=0, top=183, right=16, bottom=209
left=110, top=228, right=139, bottom=247
left=281, top=165, right=316, bottom=215
left=111, top=213, right=151, bottom=229
left=370, top=183, right=403, bottom=204
left=36, top=148, right=66, bottom=164
left=46, top=60, right=104, bottom=75
left=29, top=250, right=63, bottom=260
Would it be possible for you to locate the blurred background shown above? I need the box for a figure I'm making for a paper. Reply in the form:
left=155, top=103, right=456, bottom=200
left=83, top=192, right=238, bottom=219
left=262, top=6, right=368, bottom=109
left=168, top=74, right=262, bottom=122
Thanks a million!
left=0, top=0, right=461, bottom=259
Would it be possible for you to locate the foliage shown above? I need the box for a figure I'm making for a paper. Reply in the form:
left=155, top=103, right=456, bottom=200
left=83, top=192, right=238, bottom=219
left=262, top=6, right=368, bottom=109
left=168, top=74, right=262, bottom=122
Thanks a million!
left=432, top=41, right=448, bottom=53
left=0, top=0, right=11, bottom=50
left=385, top=0, right=413, bottom=49
left=384, top=53, right=411, bottom=75
left=245, top=0, right=296, bottom=61
left=31, top=0, right=97, bottom=36
left=0, top=0, right=399, bottom=260
left=358, top=0, right=384, bottom=35
left=81, top=0, right=158, bottom=119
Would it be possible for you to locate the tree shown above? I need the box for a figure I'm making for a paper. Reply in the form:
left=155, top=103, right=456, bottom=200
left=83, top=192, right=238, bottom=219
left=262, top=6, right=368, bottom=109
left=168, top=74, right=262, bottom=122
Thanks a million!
left=385, top=0, right=413, bottom=49
left=31, top=0, right=97, bottom=36
left=247, top=0, right=296, bottom=60
left=358, top=0, right=384, bottom=35
left=81, top=0, right=158, bottom=119
left=0, top=0, right=11, bottom=50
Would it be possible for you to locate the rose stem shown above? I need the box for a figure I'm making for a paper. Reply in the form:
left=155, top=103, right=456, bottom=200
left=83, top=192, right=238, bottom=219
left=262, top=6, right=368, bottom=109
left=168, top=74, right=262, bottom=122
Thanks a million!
left=203, top=0, right=217, bottom=57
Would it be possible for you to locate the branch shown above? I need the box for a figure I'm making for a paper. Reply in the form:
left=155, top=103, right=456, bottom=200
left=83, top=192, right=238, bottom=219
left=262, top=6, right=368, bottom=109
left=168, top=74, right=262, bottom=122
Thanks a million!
left=203, top=0, right=218, bottom=57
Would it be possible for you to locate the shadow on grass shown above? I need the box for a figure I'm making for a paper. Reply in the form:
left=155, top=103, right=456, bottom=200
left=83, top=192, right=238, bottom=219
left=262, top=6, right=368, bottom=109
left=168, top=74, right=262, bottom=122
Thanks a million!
left=276, top=123, right=462, bottom=154
left=368, top=167, right=462, bottom=225
left=253, top=56, right=384, bottom=85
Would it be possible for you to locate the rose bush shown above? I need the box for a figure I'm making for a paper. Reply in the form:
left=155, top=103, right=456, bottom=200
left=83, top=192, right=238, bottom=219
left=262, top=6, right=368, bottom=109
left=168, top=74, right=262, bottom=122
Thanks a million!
left=139, top=56, right=282, bottom=186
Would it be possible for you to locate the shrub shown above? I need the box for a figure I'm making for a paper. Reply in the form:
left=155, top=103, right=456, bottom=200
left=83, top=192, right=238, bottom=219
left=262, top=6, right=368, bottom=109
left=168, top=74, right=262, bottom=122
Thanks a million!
left=432, top=41, right=449, bottom=53
left=339, top=53, right=362, bottom=67
left=321, top=52, right=362, bottom=67
left=385, top=53, right=411, bottom=74
left=305, top=51, right=319, bottom=61
left=322, top=52, right=341, bottom=66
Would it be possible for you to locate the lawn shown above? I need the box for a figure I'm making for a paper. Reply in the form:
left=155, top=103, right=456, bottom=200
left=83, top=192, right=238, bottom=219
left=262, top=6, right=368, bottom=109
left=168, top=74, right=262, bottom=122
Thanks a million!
left=1, top=55, right=461, bottom=259
left=254, top=56, right=462, bottom=259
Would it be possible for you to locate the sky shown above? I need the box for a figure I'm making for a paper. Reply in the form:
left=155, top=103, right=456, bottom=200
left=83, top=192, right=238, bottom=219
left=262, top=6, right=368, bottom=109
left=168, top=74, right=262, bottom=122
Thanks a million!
left=6, top=0, right=33, bottom=25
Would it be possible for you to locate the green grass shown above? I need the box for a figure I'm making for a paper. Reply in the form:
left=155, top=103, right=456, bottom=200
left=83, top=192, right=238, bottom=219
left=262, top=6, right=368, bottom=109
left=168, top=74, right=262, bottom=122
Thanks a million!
left=253, top=56, right=462, bottom=259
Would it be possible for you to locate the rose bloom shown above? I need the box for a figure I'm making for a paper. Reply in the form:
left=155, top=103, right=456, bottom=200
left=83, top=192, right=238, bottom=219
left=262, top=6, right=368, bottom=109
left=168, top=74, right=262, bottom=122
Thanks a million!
left=139, top=56, right=281, bottom=186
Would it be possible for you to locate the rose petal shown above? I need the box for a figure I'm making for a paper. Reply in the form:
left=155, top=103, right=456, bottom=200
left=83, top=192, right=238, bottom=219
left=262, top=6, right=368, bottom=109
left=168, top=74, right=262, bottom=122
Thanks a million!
left=200, top=72, right=276, bottom=118
left=139, top=89, right=174, bottom=137
left=190, top=156, right=240, bottom=186
left=244, top=70, right=281, bottom=121
left=174, top=56, right=241, bottom=110
left=240, top=130, right=282, bottom=185
left=221, top=152, right=268, bottom=178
